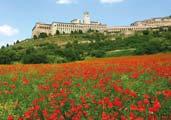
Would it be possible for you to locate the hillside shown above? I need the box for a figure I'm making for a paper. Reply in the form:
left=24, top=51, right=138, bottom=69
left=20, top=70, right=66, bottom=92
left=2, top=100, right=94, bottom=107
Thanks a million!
left=13, top=35, right=91, bottom=48
left=0, top=27, right=171, bottom=64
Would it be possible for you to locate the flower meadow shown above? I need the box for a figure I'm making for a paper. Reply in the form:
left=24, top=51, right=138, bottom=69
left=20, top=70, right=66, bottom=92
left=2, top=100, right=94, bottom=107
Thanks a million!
left=0, top=53, right=171, bottom=120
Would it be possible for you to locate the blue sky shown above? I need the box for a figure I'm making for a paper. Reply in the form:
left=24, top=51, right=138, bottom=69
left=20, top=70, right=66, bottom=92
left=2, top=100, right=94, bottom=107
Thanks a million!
left=0, top=0, right=171, bottom=46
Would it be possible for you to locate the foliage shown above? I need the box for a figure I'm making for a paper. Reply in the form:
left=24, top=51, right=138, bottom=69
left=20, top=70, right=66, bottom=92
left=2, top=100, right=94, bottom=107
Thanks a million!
left=56, top=30, right=60, bottom=35
left=0, top=27, right=171, bottom=64
left=39, top=33, right=48, bottom=38
left=33, top=35, right=38, bottom=39
left=143, top=30, right=150, bottom=35
left=90, top=50, right=105, bottom=58
left=0, top=49, right=19, bottom=64
left=105, top=49, right=135, bottom=57
left=22, top=47, right=48, bottom=64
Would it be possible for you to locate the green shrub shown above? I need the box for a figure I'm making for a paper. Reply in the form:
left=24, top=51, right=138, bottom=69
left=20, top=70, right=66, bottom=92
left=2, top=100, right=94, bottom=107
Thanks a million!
left=39, top=33, right=48, bottom=38
left=22, top=48, right=48, bottom=64
left=47, top=55, right=66, bottom=63
left=90, top=50, right=105, bottom=58
left=0, top=49, right=16, bottom=64
left=22, top=53, right=48, bottom=64
left=135, top=41, right=161, bottom=55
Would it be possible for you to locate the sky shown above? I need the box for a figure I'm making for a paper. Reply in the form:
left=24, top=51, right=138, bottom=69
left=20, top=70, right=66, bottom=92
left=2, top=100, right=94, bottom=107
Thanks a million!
left=0, top=0, right=171, bottom=46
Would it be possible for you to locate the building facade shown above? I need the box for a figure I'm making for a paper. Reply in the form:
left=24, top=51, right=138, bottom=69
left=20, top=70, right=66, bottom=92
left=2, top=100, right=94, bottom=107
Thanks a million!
left=32, top=13, right=171, bottom=37
left=83, top=12, right=91, bottom=24
left=32, top=12, right=107, bottom=37
left=104, top=16, right=171, bottom=33
left=131, top=17, right=171, bottom=27
left=107, top=26, right=148, bottom=33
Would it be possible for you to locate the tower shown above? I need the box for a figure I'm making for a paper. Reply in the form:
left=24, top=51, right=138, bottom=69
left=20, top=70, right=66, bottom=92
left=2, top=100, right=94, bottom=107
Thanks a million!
left=83, top=12, right=91, bottom=24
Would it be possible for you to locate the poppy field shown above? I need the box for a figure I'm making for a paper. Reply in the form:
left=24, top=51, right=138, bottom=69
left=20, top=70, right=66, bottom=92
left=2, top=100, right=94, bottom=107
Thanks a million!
left=0, top=53, right=171, bottom=120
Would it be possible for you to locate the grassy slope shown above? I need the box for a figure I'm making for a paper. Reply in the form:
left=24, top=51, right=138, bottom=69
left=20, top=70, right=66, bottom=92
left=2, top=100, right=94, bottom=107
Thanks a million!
left=14, top=35, right=90, bottom=49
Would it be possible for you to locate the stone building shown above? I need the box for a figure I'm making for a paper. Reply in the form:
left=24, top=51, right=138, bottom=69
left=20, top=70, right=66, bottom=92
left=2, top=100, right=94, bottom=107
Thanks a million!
left=131, top=16, right=171, bottom=27
left=106, top=26, right=148, bottom=33
left=32, top=23, right=51, bottom=37
left=32, top=13, right=171, bottom=37
left=32, top=12, right=107, bottom=37
left=104, top=16, right=171, bottom=33
left=83, top=12, right=91, bottom=24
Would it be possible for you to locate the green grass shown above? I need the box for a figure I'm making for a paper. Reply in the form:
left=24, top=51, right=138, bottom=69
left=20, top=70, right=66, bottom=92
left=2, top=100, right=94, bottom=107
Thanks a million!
left=105, top=48, right=136, bottom=57
left=13, top=35, right=90, bottom=49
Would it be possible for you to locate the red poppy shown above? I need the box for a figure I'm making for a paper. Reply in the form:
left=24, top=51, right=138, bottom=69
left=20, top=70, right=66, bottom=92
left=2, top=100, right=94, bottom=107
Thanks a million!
left=7, top=115, right=14, bottom=120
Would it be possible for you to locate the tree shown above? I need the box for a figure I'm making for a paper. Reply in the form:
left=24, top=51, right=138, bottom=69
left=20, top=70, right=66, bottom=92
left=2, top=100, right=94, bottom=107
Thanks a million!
left=159, top=27, right=167, bottom=32
left=135, top=41, right=161, bottom=55
left=16, top=40, right=20, bottom=44
left=168, top=26, right=171, bottom=31
left=0, top=54, right=11, bottom=64
left=95, top=30, right=99, bottom=33
left=62, top=48, right=81, bottom=61
left=33, top=35, right=38, bottom=39
left=56, top=30, right=60, bottom=35
left=87, top=29, right=94, bottom=33
left=25, top=47, right=35, bottom=54
left=39, top=33, right=48, bottom=38
left=1, top=46, right=5, bottom=49
left=0, top=49, right=16, bottom=64
left=78, top=30, right=83, bottom=34
left=74, top=30, right=78, bottom=34
left=153, top=31, right=160, bottom=37
left=90, top=50, right=105, bottom=58
left=22, top=50, right=48, bottom=64
left=143, top=30, right=149, bottom=35
left=6, top=44, right=9, bottom=47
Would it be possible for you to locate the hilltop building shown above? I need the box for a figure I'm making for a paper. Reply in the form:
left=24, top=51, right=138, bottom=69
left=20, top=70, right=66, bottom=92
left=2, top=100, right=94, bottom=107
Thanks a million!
left=32, top=12, right=107, bottom=37
left=107, top=16, right=171, bottom=33
left=131, top=16, right=171, bottom=27
left=32, top=12, right=171, bottom=37
left=83, top=12, right=91, bottom=24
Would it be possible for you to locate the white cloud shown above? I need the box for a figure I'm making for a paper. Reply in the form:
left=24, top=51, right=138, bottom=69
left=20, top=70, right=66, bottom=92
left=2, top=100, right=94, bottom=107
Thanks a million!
left=56, top=0, right=76, bottom=4
left=100, top=0, right=125, bottom=4
left=0, top=25, right=19, bottom=36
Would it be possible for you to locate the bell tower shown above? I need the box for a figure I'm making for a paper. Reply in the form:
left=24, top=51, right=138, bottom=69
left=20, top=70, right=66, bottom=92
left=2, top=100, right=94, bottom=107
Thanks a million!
left=83, top=12, right=91, bottom=24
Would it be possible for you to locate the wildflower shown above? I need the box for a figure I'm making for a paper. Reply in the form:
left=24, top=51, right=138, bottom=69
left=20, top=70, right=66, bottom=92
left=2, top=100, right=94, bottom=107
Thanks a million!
left=131, top=72, right=139, bottom=79
left=18, top=117, right=24, bottom=120
left=24, top=111, right=31, bottom=119
left=108, top=101, right=113, bottom=108
left=121, top=115, right=127, bottom=120
left=22, top=77, right=29, bottom=85
left=113, top=97, right=122, bottom=107
left=162, top=90, right=171, bottom=98
left=130, top=104, right=138, bottom=111
left=143, top=98, right=149, bottom=104
left=113, top=83, right=122, bottom=93
left=42, top=109, right=48, bottom=117
left=102, top=112, right=110, bottom=120
left=130, top=112, right=136, bottom=120
left=34, top=105, right=40, bottom=111
left=52, top=83, right=58, bottom=89
left=7, top=115, right=14, bottom=120
left=149, top=99, right=161, bottom=113
left=143, top=94, right=150, bottom=99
